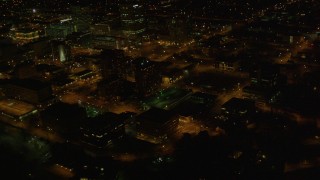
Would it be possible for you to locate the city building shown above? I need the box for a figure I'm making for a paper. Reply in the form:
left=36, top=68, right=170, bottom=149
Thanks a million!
left=143, top=87, right=192, bottom=110
left=221, top=98, right=256, bottom=117
left=66, top=31, right=92, bottom=47
left=92, top=35, right=126, bottom=49
left=26, top=38, right=51, bottom=59
left=99, top=49, right=126, bottom=80
left=97, top=78, right=134, bottom=100
left=0, top=43, right=19, bottom=63
left=71, top=6, right=92, bottom=33
left=51, top=77, right=74, bottom=91
left=4, top=79, right=53, bottom=105
left=136, top=107, right=178, bottom=144
left=90, top=16, right=125, bottom=49
left=168, top=16, right=190, bottom=43
left=213, top=56, right=240, bottom=71
left=45, top=17, right=75, bottom=39
left=161, top=68, right=184, bottom=86
left=221, top=98, right=258, bottom=129
left=91, top=23, right=114, bottom=36
left=35, top=64, right=65, bottom=81
left=40, top=102, right=87, bottom=137
left=12, top=28, right=40, bottom=44
left=119, top=0, right=146, bottom=45
left=250, top=63, right=282, bottom=88
left=0, top=99, right=38, bottom=122
left=13, top=61, right=37, bottom=79
left=173, top=92, right=216, bottom=122
left=243, top=85, right=280, bottom=104
left=134, top=57, right=161, bottom=97
left=80, top=112, right=125, bottom=148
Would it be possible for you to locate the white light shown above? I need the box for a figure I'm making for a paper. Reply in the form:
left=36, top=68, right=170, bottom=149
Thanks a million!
left=60, top=18, right=72, bottom=23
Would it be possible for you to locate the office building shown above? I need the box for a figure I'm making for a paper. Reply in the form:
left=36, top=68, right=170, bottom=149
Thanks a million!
left=119, top=0, right=146, bottom=45
left=99, top=49, right=126, bottom=80
left=80, top=112, right=125, bottom=148
left=12, top=28, right=40, bottom=44
left=71, top=6, right=92, bottom=33
left=0, top=99, right=38, bottom=121
left=40, top=102, right=87, bottom=136
left=45, top=17, right=74, bottom=39
left=134, top=57, right=161, bottom=97
left=221, top=98, right=256, bottom=117
left=4, top=79, right=53, bottom=104
left=136, top=108, right=178, bottom=144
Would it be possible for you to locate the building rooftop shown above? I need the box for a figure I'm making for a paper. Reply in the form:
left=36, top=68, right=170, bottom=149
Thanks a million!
left=10, top=79, right=51, bottom=91
left=144, top=87, right=192, bottom=110
left=173, top=101, right=206, bottom=117
left=36, top=64, right=63, bottom=73
left=51, top=77, right=74, bottom=87
left=0, top=99, right=36, bottom=117
left=222, top=98, right=255, bottom=113
left=191, top=92, right=217, bottom=103
left=173, top=92, right=216, bottom=117
left=137, top=108, right=176, bottom=125
left=42, top=102, right=86, bottom=120
left=81, top=112, right=124, bottom=133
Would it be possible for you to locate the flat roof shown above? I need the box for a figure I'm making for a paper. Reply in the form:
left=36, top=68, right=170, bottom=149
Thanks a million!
left=145, top=87, right=192, bottom=110
left=52, top=78, right=74, bottom=86
left=191, top=92, right=217, bottom=102
left=10, top=79, right=50, bottom=91
left=36, top=64, right=63, bottom=72
left=222, top=98, right=255, bottom=112
left=173, top=101, right=206, bottom=117
left=0, top=99, right=36, bottom=117
left=137, top=108, right=175, bottom=124
left=81, top=112, right=124, bottom=132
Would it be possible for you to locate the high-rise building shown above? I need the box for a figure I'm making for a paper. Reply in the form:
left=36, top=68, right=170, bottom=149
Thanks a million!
left=45, top=17, right=74, bottom=39
left=119, top=0, right=146, bottom=43
left=99, top=49, right=125, bottom=80
left=71, top=6, right=92, bottom=33
left=168, top=15, right=190, bottom=42
left=134, top=57, right=161, bottom=97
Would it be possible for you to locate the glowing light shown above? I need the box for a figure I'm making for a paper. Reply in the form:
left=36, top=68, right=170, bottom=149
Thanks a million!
left=60, top=18, right=72, bottom=23
left=58, top=45, right=66, bottom=62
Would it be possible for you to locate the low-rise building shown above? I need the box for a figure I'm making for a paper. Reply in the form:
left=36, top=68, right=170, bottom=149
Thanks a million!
left=4, top=79, right=53, bottom=105
left=243, top=85, right=280, bottom=104
left=173, top=92, right=216, bottom=122
left=40, top=102, right=87, bottom=137
left=136, top=108, right=178, bottom=144
left=213, top=56, right=240, bottom=71
left=0, top=99, right=38, bottom=122
left=80, top=112, right=125, bottom=148
left=221, top=98, right=256, bottom=117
